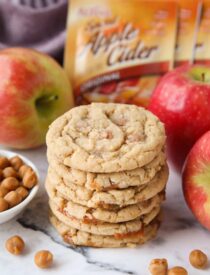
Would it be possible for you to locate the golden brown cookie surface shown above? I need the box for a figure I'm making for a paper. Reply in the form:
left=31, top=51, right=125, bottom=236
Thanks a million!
left=50, top=213, right=160, bottom=248
left=46, top=103, right=166, bottom=173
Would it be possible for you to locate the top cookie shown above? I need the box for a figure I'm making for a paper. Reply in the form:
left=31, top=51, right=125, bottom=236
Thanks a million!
left=46, top=103, right=166, bottom=173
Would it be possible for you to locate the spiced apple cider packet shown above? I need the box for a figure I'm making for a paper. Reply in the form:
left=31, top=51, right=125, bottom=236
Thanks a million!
left=173, top=0, right=202, bottom=67
left=64, top=0, right=177, bottom=107
left=195, top=0, right=210, bottom=64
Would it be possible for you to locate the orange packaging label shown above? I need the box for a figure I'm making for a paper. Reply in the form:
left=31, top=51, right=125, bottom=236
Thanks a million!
left=195, top=1, right=210, bottom=64
left=81, top=75, right=161, bottom=106
left=174, top=0, right=202, bottom=66
left=64, top=0, right=177, bottom=106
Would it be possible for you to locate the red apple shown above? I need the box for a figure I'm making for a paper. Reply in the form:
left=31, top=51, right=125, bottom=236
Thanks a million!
left=182, top=130, right=210, bottom=231
left=148, top=64, right=210, bottom=171
left=0, top=48, right=74, bottom=149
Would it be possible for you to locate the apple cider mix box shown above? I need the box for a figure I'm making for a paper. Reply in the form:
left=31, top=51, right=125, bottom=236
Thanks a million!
left=124, top=0, right=201, bottom=106
left=195, top=0, right=210, bottom=64
left=173, top=0, right=202, bottom=67
left=64, top=0, right=178, bottom=107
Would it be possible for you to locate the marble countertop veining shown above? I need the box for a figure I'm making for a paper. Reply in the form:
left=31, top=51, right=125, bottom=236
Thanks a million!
left=0, top=146, right=210, bottom=275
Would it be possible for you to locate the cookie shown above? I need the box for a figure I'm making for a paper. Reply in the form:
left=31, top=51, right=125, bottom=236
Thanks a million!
left=47, top=150, right=166, bottom=191
left=46, top=180, right=165, bottom=223
left=49, top=199, right=160, bottom=236
left=50, top=213, right=160, bottom=248
left=46, top=165, right=168, bottom=209
left=46, top=103, right=166, bottom=173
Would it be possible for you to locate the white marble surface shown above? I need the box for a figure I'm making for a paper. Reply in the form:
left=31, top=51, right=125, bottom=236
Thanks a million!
left=0, top=146, right=210, bottom=275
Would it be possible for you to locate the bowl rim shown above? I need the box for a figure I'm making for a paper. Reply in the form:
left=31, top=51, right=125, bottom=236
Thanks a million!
left=0, top=149, right=40, bottom=217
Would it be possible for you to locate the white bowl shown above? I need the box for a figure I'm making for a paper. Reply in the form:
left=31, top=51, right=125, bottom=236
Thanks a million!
left=0, top=150, right=39, bottom=224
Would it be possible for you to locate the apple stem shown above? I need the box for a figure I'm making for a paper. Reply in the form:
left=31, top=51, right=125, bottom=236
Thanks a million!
left=201, top=73, right=205, bottom=82
left=36, top=94, right=58, bottom=105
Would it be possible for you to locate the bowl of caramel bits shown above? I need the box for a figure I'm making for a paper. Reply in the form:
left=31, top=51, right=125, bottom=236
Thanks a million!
left=0, top=150, right=39, bottom=224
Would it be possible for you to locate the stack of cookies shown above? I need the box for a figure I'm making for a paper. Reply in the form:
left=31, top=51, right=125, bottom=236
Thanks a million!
left=45, top=103, right=168, bottom=248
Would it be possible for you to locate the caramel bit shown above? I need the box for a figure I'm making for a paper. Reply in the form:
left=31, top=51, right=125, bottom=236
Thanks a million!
left=90, top=180, right=100, bottom=190
left=34, top=250, right=53, bottom=269
left=5, top=235, right=25, bottom=255
left=4, top=191, right=22, bottom=207
left=62, top=208, right=77, bottom=221
left=2, top=167, right=18, bottom=178
left=16, top=186, right=29, bottom=199
left=10, top=156, right=23, bottom=171
left=149, top=258, right=168, bottom=275
left=19, top=165, right=32, bottom=178
left=90, top=179, right=119, bottom=191
left=0, top=186, right=9, bottom=198
left=99, top=130, right=113, bottom=139
left=1, top=177, right=20, bottom=191
left=62, top=207, right=100, bottom=225
left=168, top=266, right=188, bottom=275
left=127, top=133, right=144, bottom=143
left=114, top=228, right=144, bottom=240
left=0, top=155, right=38, bottom=212
left=98, top=201, right=120, bottom=210
left=106, top=131, right=113, bottom=139
left=0, top=198, right=9, bottom=212
left=0, top=157, right=10, bottom=169
left=23, top=170, right=38, bottom=189
left=63, top=233, right=74, bottom=245
left=83, top=215, right=99, bottom=225
left=189, top=249, right=208, bottom=269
